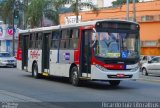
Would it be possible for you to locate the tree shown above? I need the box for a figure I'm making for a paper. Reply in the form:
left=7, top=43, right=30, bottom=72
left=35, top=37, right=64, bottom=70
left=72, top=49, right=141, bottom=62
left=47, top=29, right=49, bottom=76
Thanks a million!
left=26, top=0, right=47, bottom=28
left=0, top=0, right=26, bottom=27
left=0, top=0, right=14, bottom=25
left=46, top=0, right=68, bottom=25
left=26, top=0, right=98, bottom=28
left=69, top=0, right=98, bottom=23
left=112, top=0, right=139, bottom=7
left=26, top=0, right=67, bottom=28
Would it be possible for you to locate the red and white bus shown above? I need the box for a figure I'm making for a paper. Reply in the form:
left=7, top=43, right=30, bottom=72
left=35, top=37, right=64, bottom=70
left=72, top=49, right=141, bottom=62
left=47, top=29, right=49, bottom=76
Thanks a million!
left=16, top=20, right=140, bottom=86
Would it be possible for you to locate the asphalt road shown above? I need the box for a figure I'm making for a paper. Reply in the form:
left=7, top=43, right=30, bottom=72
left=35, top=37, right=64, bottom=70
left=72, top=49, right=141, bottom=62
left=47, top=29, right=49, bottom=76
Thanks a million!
left=0, top=68, right=160, bottom=108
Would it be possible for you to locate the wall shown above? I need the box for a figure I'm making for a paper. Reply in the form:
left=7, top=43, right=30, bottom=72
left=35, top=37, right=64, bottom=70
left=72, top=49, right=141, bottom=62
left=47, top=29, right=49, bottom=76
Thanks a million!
left=141, top=47, right=160, bottom=55
left=139, top=21, right=160, bottom=41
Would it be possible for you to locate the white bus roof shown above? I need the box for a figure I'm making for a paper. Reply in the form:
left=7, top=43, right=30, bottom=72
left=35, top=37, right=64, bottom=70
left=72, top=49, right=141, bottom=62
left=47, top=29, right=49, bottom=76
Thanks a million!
left=61, top=20, right=97, bottom=29
left=19, top=19, right=138, bottom=34
left=19, top=25, right=60, bottom=34
left=61, top=19, right=138, bottom=29
left=29, top=25, right=60, bottom=33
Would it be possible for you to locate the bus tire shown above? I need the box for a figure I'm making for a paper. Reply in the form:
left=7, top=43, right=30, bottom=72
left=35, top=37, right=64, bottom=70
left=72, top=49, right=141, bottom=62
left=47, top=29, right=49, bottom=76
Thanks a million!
left=70, top=66, right=80, bottom=86
left=109, top=80, right=120, bottom=87
left=32, top=63, right=40, bottom=79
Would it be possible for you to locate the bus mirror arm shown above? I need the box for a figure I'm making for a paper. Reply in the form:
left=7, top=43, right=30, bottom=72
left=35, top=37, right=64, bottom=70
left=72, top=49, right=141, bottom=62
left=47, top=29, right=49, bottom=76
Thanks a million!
left=91, top=40, right=96, bottom=48
left=93, top=28, right=96, bottom=33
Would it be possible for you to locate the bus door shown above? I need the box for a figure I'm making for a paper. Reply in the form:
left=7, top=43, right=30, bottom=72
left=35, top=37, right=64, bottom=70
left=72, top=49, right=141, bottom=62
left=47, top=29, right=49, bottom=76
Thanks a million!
left=22, top=35, right=29, bottom=70
left=42, top=32, right=51, bottom=73
left=80, top=30, right=92, bottom=76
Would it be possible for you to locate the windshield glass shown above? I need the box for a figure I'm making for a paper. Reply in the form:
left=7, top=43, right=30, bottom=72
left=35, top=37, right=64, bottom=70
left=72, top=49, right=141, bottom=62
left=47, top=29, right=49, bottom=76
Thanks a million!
left=92, top=32, right=139, bottom=59
left=0, top=53, right=11, bottom=57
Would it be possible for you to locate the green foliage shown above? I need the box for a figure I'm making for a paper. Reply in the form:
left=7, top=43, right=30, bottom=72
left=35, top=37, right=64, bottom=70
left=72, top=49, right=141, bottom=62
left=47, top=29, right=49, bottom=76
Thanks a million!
left=69, top=0, right=98, bottom=22
left=0, top=0, right=14, bottom=24
left=0, top=0, right=25, bottom=27
left=112, top=0, right=139, bottom=7
left=26, top=0, right=44, bottom=27
left=26, top=0, right=67, bottom=28
left=0, top=0, right=99, bottom=28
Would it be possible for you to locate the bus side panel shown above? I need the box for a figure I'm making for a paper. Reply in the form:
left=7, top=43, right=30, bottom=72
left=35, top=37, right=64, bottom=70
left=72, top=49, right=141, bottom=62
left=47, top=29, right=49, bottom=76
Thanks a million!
left=53, top=50, right=74, bottom=77
left=37, top=50, right=42, bottom=74
left=28, top=50, right=33, bottom=73
left=17, top=60, right=22, bottom=70
left=28, top=50, right=42, bottom=73
left=49, top=50, right=61, bottom=76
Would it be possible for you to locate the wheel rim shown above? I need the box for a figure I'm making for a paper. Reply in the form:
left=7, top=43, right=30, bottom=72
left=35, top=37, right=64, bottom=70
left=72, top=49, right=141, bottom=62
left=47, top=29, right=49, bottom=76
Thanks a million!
left=72, top=71, right=78, bottom=84
left=143, top=69, right=146, bottom=75
left=33, top=67, right=37, bottom=77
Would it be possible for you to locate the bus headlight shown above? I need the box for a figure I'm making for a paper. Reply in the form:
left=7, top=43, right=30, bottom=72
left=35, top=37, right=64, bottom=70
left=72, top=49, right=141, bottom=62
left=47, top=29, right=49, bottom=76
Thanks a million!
left=130, top=66, right=139, bottom=72
left=95, top=64, right=108, bottom=71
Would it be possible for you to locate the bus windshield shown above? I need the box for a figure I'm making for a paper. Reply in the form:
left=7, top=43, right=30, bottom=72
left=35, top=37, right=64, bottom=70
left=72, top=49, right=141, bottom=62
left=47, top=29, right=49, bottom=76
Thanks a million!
left=92, top=32, right=139, bottom=59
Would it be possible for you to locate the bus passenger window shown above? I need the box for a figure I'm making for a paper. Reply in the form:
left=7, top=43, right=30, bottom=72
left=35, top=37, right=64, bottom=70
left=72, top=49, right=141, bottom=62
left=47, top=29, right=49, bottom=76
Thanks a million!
left=51, top=31, right=60, bottom=49
left=35, top=34, right=38, bottom=48
left=69, top=29, right=79, bottom=49
left=60, top=29, right=70, bottom=49
left=38, top=33, right=42, bottom=49
left=29, top=34, right=35, bottom=49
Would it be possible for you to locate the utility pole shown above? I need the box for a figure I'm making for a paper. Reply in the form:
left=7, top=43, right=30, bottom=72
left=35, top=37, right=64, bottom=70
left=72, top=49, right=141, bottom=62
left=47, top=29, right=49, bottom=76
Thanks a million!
left=126, top=0, right=129, bottom=20
left=133, top=0, right=136, bottom=22
left=12, top=0, right=15, bottom=56
left=76, top=0, right=79, bottom=23
left=12, top=0, right=20, bottom=56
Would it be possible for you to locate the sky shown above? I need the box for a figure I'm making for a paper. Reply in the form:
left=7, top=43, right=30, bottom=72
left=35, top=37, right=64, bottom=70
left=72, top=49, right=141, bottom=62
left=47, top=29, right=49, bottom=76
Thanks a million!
left=103, top=0, right=154, bottom=7
left=104, top=0, right=115, bottom=7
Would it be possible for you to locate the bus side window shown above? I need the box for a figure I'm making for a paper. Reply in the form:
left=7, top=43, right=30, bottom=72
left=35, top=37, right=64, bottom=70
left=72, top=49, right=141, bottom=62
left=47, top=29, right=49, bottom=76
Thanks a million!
left=35, top=33, right=38, bottom=49
left=31, top=33, right=36, bottom=49
left=60, top=29, right=70, bottom=49
left=69, top=28, right=79, bottom=49
left=29, top=34, right=35, bottom=49
left=51, top=31, right=60, bottom=49
left=38, top=33, right=42, bottom=49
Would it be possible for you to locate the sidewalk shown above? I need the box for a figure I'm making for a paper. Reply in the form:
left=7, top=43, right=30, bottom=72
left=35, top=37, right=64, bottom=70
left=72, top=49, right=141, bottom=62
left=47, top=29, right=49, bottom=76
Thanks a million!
left=0, top=90, right=40, bottom=102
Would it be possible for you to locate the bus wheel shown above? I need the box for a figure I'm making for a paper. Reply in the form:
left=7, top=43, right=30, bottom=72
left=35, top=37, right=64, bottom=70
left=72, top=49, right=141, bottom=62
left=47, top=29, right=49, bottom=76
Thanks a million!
left=70, top=66, right=80, bottom=86
left=32, top=63, right=40, bottom=79
left=109, top=80, right=120, bottom=87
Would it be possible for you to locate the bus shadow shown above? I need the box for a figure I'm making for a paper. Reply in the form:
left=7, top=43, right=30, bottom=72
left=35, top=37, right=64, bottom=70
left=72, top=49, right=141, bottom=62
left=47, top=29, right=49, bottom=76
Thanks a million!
left=24, top=75, right=71, bottom=85
left=148, top=74, right=160, bottom=77
left=23, top=75, right=135, bottom=90
left=80, top=81, right=136, bottom=90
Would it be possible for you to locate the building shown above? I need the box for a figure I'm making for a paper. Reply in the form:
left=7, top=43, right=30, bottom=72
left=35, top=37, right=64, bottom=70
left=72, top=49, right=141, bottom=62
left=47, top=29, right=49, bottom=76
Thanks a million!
left=60, top=0, right=160, bottom=56
left=0, top=24, right=18, bottom=55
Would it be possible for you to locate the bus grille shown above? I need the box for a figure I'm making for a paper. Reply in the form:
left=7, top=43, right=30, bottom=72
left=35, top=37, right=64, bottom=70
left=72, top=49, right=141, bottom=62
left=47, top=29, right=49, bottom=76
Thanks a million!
left=107, top=75, right=133, bottom=78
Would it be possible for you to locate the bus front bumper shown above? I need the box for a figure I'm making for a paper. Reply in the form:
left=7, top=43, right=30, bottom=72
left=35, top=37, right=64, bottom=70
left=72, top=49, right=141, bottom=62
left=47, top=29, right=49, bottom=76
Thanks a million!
left=90, top=65, right=139, bottom=81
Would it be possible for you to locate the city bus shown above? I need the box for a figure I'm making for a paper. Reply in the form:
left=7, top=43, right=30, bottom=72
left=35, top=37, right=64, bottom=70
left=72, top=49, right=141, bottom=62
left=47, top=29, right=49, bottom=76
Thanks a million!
left=16, top=20, right=140, bottom=86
